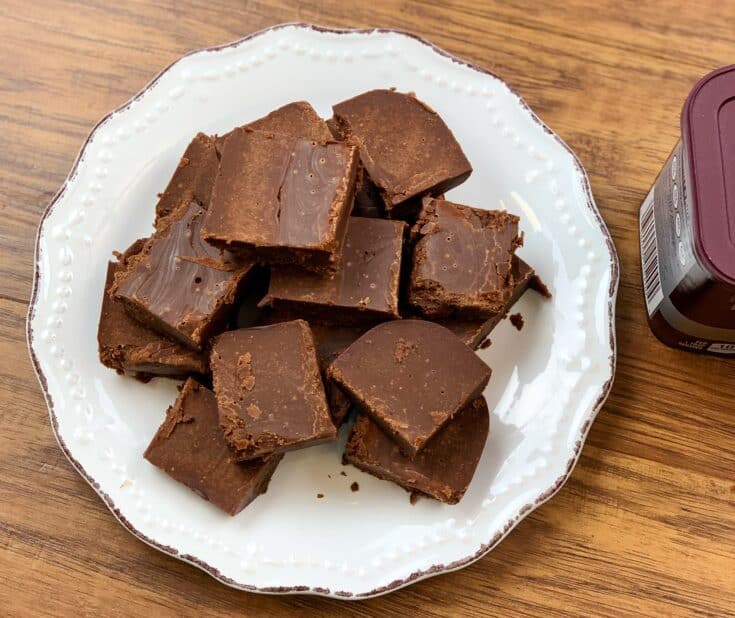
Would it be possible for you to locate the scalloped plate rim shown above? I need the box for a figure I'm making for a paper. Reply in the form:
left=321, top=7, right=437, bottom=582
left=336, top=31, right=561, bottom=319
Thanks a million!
left=26, top=23, right=619, bottom=599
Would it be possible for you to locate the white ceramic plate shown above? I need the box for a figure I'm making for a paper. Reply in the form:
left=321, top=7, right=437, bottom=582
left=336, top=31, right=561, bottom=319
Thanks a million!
left=27, top=24, right=618, bottom=598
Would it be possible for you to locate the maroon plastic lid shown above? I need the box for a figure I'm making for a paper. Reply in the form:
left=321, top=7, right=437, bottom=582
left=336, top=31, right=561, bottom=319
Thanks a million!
left=681, top=65, right=735, bottom=285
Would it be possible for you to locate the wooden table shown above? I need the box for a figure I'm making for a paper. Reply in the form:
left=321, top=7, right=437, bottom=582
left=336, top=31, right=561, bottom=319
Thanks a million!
left=1, top=1, right=733, bottom=615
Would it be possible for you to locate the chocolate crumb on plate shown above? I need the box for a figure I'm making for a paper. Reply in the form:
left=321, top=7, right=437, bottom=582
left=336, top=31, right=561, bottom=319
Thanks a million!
left=510, top=313, right=524, bottom=331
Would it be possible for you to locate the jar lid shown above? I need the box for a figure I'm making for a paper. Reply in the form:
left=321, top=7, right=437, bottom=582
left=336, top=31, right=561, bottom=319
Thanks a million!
left=681, top=65, right=735, bottom=285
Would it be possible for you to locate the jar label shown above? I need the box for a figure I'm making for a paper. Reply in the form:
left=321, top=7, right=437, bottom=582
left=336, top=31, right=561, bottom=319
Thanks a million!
left=639, top=141, right=735, bottom=353
left=639, top=185, right=663, bottom=314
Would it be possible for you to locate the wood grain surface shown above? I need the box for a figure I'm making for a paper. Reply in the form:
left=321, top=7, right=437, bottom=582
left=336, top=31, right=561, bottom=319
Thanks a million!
left=1, top=1, right=734, bottom=616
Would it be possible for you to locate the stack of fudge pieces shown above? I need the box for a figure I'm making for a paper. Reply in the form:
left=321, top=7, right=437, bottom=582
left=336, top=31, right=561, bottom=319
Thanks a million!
left=97, top=90, right=549, bottom=515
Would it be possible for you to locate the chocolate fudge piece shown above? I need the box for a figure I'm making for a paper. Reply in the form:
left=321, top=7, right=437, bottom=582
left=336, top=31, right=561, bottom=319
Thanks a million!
left=155, top=132, right=219, bottom=222
left=331, top=90, right=472, bottom=218
left=259, top=217, right=405, bottom=325
left=255, top=313, right=366, bottom=426
left=202, top=129, right=358, bottom=274
left=215, top=101, right=332, bottom=157
left=98, top=250, right=207, bottom=379
left=144, top=379, right=282, bottom=516
left=211, top=320, right=337, bottom=460
left=407, top=197, right=523, bottom=318
left=435, top=256, right=543, bottom=349
left=112, top=201, right=255, bottom=350
left=344, top=397, right=489, bottom=504
left=328, top=320, right=491, bottom=457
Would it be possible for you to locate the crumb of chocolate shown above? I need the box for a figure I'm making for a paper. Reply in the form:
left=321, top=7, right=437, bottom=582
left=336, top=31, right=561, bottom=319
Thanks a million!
left=430, top=410, right=445, bottom=425
left=317, top=493, right=324, bottom=499
left=409, top=491, right=420, bottom=505
left=246, top=403, right=261, bottom=419
left=340, top=471, right=347, bottom=477
left=327, top=474, right=332, bottom=479
left=237, top=352, right=255, bottom=390
left=510, top=313, right=524, bottom=331
left=479, top=338, right=492, bottom=350
left=350, top=482, right=359, bottom=492
left=394, top=337, right=417, bottom=363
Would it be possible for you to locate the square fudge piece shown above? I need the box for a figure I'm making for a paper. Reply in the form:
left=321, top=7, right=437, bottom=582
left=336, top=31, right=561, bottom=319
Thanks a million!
left=259, top=217, right=405, bottom=325
left=435, top=256, right=546, bottom=349
left=331, top=89, right=472, bottom=218
left=112, top=201, right=255, bottom=350
left=407, top=197, right=523, bottom=318
left=155, top=132, right=219, bottom=223
left=98, top=244, right=207, bottom=379
left=211, top=320, right=337, bottom=461
left=328, top=320, right=491, bottom=457
left=344, top=397, right=489, bottom=504
left=202, top=129, right=359, bottom=274
left=255, top=312, right=367, bottom=426
left=144, top=378, right=282, bottom=516
left=215, top=101, right=333, bottom=157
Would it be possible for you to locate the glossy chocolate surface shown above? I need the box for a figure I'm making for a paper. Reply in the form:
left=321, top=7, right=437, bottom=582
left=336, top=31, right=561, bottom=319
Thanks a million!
left=144, top=379, right=282, bottom=516
left=112, top=201, right=254, bottom=350
left=98, top=257, right=207, bottom=378
left=211, top=320, right=336, bottom=461
left=203, top=129, right=358, bottom=273
left=344, top=397, right=489, bottom=504
left=328, top=320, right=491, bottom=457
